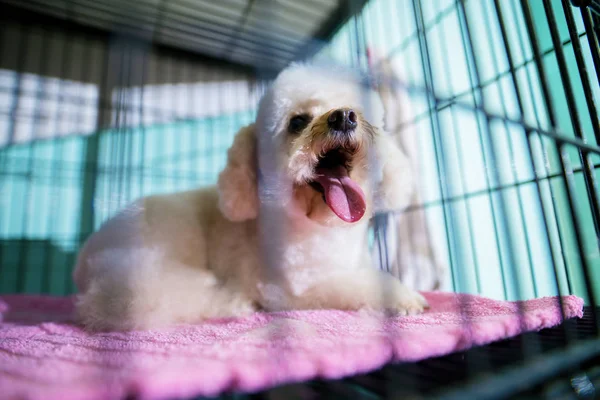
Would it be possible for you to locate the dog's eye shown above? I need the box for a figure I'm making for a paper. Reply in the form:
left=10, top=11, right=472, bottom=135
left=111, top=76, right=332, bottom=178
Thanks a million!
left=288, top=114, right=311, bottom=133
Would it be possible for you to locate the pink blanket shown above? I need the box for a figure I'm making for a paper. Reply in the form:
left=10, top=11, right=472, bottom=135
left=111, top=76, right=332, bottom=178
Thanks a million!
left=0, top=292, right=583, bottom=400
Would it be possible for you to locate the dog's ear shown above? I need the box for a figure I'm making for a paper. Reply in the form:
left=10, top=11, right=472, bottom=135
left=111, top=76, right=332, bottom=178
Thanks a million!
left=373, top=130, right=414, bottom=212
left=367, top=48, right=416, bottom=211
left=217, top=124, right=259, bottom=222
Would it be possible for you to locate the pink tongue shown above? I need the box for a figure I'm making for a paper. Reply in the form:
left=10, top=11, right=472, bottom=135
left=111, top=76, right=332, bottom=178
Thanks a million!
left=315, top=165, right=367, bottom=223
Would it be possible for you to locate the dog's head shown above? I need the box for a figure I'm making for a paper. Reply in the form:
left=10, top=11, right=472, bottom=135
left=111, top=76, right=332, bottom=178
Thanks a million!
left=217, top=63, right=413, bottom=227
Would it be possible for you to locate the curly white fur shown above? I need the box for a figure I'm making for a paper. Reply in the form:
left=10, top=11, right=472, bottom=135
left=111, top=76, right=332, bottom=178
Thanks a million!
left=73, top=63, right=428, bottom=331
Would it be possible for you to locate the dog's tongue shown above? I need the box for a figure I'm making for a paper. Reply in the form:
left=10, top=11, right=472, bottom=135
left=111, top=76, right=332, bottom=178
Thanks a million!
left=315, top=165, right=366, bottom=223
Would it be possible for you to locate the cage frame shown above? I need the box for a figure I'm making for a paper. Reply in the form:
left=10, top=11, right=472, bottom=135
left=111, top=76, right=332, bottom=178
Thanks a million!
left=1, top=0, right=600, bottom=398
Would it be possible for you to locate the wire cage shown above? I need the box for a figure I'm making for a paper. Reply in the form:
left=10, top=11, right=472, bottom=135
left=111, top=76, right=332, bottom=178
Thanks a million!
left=0, top=0, right=599, bottom=398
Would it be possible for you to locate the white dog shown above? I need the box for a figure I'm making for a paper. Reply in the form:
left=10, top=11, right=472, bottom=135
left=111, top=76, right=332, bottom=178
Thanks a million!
left=73, top=63, right=429, bottom=331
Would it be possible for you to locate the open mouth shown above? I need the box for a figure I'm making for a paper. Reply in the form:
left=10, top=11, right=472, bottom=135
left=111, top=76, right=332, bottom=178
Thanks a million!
left=308, top=148, right=349, bottom=197
left=308, top=148, right=367, bottom=223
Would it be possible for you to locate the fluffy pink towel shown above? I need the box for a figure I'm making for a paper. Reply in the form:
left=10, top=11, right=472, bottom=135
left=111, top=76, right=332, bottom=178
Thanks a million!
left=0, top=292, right=583, bottom=400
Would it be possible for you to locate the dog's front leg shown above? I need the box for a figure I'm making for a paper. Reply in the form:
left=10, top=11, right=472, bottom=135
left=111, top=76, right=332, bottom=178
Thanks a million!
left=289, top=268, right=429, bottom=315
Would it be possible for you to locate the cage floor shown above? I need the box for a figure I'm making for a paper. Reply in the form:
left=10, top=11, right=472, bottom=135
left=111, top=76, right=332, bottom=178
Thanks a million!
left=226, top=307, right=600, bottom=400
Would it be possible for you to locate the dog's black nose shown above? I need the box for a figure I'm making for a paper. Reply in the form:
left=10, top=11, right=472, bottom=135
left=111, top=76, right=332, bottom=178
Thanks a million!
left=328, top=109, right=357, bottom=133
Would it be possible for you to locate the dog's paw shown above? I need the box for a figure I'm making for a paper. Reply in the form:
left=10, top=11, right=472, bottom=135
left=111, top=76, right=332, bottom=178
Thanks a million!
left=384, top=287, right=429, bottom=316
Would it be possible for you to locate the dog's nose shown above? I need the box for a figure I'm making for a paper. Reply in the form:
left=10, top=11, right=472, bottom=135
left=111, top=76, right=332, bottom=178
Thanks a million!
left=328, top=109, right=357, bottom=133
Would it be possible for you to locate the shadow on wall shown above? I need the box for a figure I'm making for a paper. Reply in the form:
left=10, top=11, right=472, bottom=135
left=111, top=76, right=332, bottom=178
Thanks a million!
left=0, top=239, right=76, bottom=295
